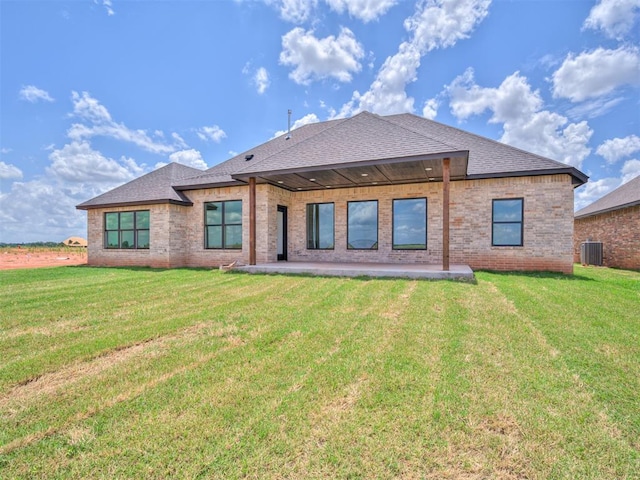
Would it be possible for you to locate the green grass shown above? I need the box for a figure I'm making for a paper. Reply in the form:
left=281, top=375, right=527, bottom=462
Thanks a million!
left=0, top=265, right=638, bottom=479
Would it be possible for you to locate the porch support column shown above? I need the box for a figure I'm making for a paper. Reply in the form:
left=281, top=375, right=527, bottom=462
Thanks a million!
left=249, top=177, right=256, bottom=266
left=442, top=157, right=450, bottom=271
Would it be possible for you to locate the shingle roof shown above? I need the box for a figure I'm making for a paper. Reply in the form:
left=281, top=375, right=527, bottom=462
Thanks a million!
left=575, top=175, right=640, bottom=219
left=76, top=162, right=202, bottom=210
left=78, top=111, right=588, bottom=208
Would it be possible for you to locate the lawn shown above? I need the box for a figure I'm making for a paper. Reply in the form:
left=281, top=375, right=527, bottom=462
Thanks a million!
left=0, top=265, right=638, bottom=479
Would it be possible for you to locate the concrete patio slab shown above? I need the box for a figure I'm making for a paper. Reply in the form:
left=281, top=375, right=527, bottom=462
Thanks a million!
left=235, top=262, right=475, bottom=281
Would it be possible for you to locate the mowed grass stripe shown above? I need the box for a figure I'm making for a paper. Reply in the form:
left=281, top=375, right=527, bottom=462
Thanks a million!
left=0, top=265, right=638, bottom=479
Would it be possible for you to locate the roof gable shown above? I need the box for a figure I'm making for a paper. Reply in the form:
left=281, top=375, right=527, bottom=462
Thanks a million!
left=77, top=162, right=203, bottom=210
left=575, top=175, right=640, bottom=218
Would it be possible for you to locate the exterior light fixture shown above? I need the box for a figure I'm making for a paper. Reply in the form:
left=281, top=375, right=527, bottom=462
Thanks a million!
left=277, top=181, right=284, bottom=184
left=425, top=167, right=432, bottom=171
left=309, top=178, right=316, bottom=181
left=361, top=173, right=369, bottom=177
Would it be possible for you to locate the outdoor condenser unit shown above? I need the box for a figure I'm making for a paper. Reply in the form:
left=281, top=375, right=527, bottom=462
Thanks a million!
left=580, top=241, right=603, bottom=266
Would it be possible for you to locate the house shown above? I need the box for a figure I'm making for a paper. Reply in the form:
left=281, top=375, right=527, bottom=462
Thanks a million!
left=77, top=111, right=587, bottom=274
left=574, top=175, right=640, bottom=270
left=62, top=236, right=88, bottom=247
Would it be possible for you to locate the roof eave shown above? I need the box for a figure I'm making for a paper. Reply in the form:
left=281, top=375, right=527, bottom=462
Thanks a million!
left=575, top=200, right=640, bottom=219
left=466, top=167, right=588, bottom=186
left=174, top=180, right=247, bottom=191
left=76, top=198, right=193, bottom=211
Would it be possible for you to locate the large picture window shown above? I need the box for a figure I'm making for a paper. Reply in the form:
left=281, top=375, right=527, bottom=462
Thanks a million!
left=104, top=211, right=150, bottom=249
left=492, top=198, right=523, bottom=246
left=347, top=200, right=378, bottom=250
left=393, top=198, right=427, bottom=250
left=307, top=203, right=334, bottom=249
left=205, top=200, right=242, bottom=249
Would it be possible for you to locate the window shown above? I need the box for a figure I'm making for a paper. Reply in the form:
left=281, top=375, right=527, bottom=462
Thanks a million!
left=104, top=211, right=150, bottom=249
left=347, top=200, right=378, bottom=250
left=393, top=198, right=427, bottom=250
left=492, top=198, right=523, bottom=246
left=205, top=200, right=242, bottom=249
left=307, top=203, right=334, bottom=249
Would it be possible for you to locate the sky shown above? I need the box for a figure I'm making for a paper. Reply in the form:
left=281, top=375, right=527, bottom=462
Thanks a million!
left=1, top=0, right=639, bottom=243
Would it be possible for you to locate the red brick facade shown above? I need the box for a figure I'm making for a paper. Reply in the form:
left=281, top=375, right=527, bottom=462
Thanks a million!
left=574, top=205, right=640, bottom=270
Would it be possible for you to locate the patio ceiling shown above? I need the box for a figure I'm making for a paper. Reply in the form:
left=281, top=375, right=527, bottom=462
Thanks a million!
left=232, top=153, right=468, bottom=191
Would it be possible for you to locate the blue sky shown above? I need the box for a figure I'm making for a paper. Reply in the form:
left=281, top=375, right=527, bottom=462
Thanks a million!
left=1, top=0, right=639, bottom=243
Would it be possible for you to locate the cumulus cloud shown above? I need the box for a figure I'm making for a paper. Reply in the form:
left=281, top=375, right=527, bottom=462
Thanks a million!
left=596, top=134, right=640, bottom=163
left=551, top=47, right=640, bottom=102
left=19, top=85, right=54, bottom=103
left=196, top=125, right=227, bottom=143
left=273, top=113, right=320, bottom=137
left=47, top=141, right=141, bottom=183
left=280, top=27, right=365, bottom=85
left=446, top=68, right=593, bottom=168
left=268, top=0, right=318, bottom=23
left=68, top=91, right=180, bottom=154
left=583, top=0, right=640, bottom=40
left=621, top=159, right=640, bottom=183
left=0, top=161, right=23, bottom=180
left=167, top=149, right=208, bottom=169
left=422, top=98, right=439, bottom=119
left=336, top=0, right=491, bottom=117
left=254, top=67, right=270, bottom=94
left=325, top=0, right=397, bottom=22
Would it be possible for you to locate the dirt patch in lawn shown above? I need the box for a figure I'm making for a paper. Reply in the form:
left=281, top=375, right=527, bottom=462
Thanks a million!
left=0, top=248, right=87, bottom=270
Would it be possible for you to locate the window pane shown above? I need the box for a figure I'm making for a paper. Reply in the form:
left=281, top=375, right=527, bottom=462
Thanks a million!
left=120, top=212, right=134, bottom=230
left=205, top=202, right=222, bottom=225
left=318, top=204, right=334, bottom=249
left=393, top=198, right=426, bottom=249
left=348, top=201, right=378, bottom=249
left=106, top=231, right=119, bottom=248
left=493, top=223, right=522, bottom=246
left=105, top=213, right=119, bottom=230
left=225, top=201, right=242, bottom=225
left=207, top=226, right=222, bottom=248
left=137, top=230, right=150, bottom=249
left=136, top=211, right=150, bottom=229
left=225, top=225, right=242, bottom=249
left=121, top=230, right=135, bottom=249
left=493, top=199, right=522, bottom=222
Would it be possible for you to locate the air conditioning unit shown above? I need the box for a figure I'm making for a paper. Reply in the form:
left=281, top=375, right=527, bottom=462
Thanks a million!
left=580, top=241, right=603, bottom=266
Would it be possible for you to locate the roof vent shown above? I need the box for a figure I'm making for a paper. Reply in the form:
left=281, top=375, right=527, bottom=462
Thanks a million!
left=285, top=109, right=292, bottom=140
left=245, top=154, right=254, bottom=161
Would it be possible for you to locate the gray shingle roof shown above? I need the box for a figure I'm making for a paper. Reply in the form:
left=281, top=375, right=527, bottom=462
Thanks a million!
left=575, top=175, right=640, bottom=219
left=78, top=111, right=588, bottom=208
left=76, top=162, right=202, bottom=210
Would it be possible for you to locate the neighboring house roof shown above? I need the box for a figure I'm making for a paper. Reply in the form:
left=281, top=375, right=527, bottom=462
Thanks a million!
left=77, top=111, right=588, bottom=209
left=575, top=175, right=640, bottom=219
left=76, top=162, right=202, bottom=210
left=62, top=236, right=87, bottom=247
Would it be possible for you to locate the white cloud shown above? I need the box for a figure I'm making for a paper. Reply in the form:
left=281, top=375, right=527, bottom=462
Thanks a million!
left=596, top=135, right=640, bottom=163
left=68, top=91, right=179, bottom=154
left=447, top=68, right=593, bottom=169
left=196, top=125, right=227, bottom=143
left=167, top=149, right=208, bottom=169
left=422, top=98, right=439, bottom=119
left=280, top=27, right=365, bottom=85
left=273, top=113, right=320, bottom=137
left=551, top=47, right=640, bottom=102
left=0, top=161, right=23, bottom=180
left=583, top=0, right=640, bottom=40
left=575, top=177, right=620, bottom=211
left=47, top=141, right=140, bottom=183
left=19, top=85, right=54, bottom=103
left=325, top=0, right=397, bottom=22
left=272, top=0, right=318, bottom=23
left=102, top=0, right=115, bottom=16
left=254, top=67, right=270, bottom=94
left=621, top=159, right=640, bottom=183
left=566, top=96, right=624, bottom=120
left=336, top=0, right=491, bottom=117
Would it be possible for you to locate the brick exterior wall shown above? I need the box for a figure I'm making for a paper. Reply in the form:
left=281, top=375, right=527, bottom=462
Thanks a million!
left=573, top=205, right=640, bottom=270
left=86, top=174, right=575, bottom=273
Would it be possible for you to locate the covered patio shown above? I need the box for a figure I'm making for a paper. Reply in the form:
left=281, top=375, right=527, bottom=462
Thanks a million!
left=236, top=261, right=475, bottom=281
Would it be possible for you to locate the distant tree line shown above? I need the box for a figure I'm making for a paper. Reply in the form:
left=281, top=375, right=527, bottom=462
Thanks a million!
left=0, top=242, right=65, bottom=248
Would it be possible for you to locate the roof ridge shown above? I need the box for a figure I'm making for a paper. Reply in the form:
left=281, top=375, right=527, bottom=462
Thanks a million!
left=387, top=112, right=573, bottom=170
left=232, top=113, right=356, bottom=175
left=381, top=113, right=461, bottom=152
